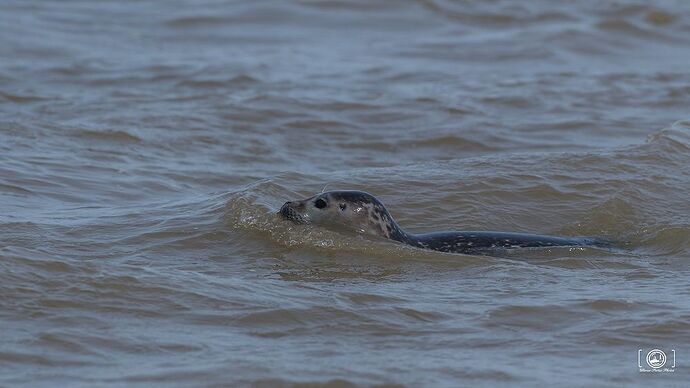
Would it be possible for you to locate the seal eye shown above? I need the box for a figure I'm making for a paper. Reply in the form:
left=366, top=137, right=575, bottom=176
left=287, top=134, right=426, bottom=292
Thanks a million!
left=314, top=198, right=327, bottom=209
left=339, top=203, right=346, bottom=211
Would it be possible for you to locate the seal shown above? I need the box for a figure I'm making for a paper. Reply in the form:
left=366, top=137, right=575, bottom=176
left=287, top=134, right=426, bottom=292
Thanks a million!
left=279, top=190, right=604, bottom=254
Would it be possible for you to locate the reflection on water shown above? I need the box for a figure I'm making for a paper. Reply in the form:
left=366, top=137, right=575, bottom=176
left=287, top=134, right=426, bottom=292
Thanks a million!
left=1, top=0, right=690, bottom=386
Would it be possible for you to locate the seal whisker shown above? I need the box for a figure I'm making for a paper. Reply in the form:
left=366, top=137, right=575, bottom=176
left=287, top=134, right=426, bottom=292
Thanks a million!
left=320, top=183, right=333, bottom=193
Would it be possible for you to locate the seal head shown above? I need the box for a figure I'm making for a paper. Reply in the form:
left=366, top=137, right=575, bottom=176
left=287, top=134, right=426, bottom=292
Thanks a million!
left=279, top=190, right=408, bottom=242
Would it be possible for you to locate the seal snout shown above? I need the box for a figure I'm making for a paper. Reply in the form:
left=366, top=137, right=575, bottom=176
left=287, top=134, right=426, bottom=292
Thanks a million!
left=279, top=201, right=305, bottom=223
left=279, top=201, right=293, bottom=217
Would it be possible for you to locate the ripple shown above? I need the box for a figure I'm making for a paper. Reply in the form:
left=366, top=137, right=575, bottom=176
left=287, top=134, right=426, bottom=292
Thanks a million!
left=175, top=74, right=259, bottom=89
left=0, top=91, right=46, bottom=104
left=70, top=128, right=141, bottom=143
left=2, top=0, right=690, bottom=386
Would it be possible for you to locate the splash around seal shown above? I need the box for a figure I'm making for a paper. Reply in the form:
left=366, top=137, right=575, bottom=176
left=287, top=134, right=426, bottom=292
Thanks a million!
left=279, top=190, right=606, bottom=255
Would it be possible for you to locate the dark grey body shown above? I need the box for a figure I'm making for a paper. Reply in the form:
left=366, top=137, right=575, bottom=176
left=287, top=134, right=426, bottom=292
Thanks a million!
left=405, top=231, right=598, bottom=254
left=279, top=190, right=604, bottom=255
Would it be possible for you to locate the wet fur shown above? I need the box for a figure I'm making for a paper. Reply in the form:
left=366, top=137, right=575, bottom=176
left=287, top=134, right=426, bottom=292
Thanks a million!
left=279, top=190, right=603, bottom=254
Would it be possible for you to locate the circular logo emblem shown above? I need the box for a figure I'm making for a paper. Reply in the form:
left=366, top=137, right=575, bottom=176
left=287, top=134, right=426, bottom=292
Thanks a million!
left=646, top=349, right=667, bottom=369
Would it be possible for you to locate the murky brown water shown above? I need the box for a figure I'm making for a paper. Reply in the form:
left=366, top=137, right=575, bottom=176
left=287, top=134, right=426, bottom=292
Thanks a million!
left=1, top=0, right=690, bottom=386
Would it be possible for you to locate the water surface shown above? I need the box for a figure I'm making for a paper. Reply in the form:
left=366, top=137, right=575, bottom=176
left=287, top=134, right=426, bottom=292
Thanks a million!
left=1, top=0, right=690, bottom=386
